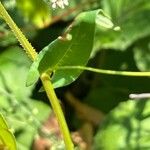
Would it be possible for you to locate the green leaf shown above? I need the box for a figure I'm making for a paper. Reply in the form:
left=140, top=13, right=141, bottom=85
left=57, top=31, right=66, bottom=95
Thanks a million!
left=0, top=98, right=51, bottom=150
left=93, top=99, right=150, bottom=150
left=27, top=10, right=100, bottom=88
left=5, top=99, right=51, bottom=150
left=0, top=114, right=9, bottom=129
left=96, top=10, right=114, bottom=29
left=0, top=47, right=51, bottom=149
left=93, top=0, right=150, bottom=52
left=0, top=129, right=17, bottom=150
left=0, top=46, right=33, bottom=100
left=0, top=114, right=17, bottom=150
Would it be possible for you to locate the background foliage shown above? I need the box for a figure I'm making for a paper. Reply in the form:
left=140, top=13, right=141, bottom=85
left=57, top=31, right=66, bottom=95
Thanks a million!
left=0, top=0, right=150, bottom=149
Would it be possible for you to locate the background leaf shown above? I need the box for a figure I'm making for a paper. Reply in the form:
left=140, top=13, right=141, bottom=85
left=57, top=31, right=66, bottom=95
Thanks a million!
left=0, top=46, right=33, bottom=100
left=93, top=99, right=150, bottom=150
left=0, top=114, right=17, bottom=150
left=0, top=47, right=51, bottom=149
left=0, top=113, right=9, bottom=129
left=133, top=37, right=150, bottom=71
left=0, top=129, right=17, bottom=150
left=93, top=0, right=150, bottom=52
left=16, top=0, right=51, bottom=28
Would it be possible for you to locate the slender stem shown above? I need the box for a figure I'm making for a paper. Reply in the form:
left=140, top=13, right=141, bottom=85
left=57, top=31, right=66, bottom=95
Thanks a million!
left=0, top=2, right=74, bottom=149
left=41, top=73, right=74, bottom=150
left=58, top=66, right=150, bottom=77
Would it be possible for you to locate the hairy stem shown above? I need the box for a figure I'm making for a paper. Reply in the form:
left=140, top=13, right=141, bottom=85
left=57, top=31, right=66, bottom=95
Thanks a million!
left=0, top=2, right=74, bottom=149
left=0, top=2, right=37, bottom=61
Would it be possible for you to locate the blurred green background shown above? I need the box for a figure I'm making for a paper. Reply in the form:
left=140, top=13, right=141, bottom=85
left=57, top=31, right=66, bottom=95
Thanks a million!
left=0, top=0, right=150, bottom=149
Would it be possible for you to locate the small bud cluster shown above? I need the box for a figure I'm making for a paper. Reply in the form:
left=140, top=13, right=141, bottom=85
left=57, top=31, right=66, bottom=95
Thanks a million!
left=51, top=0, right=69, bottom=9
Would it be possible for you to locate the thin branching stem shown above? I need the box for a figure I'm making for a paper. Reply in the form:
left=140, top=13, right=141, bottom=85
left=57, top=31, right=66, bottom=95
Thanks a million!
left=58, top=66, right=150, bottom=77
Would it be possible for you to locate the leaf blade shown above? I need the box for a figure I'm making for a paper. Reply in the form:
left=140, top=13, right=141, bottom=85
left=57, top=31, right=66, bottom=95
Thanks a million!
left=27, top=10, right=100, bottom=88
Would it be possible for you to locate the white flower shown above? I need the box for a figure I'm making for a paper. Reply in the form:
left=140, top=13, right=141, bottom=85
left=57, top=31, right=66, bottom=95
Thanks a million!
left=51, top=0, right=69, bottom=9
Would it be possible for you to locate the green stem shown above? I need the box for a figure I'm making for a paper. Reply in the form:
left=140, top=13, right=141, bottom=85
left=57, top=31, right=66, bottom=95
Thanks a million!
left=41, top=73, right=74, bottom=150
left=0, top=2, right=74, bottom=149
left=59, top=66, right=150, bottom=77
